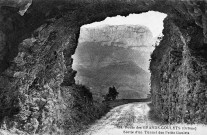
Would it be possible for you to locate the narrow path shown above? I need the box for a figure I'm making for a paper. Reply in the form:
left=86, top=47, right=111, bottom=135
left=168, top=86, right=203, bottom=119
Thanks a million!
left=82, top=102, right=204, bottom=135
left=83, top=102, right=156, bottom=135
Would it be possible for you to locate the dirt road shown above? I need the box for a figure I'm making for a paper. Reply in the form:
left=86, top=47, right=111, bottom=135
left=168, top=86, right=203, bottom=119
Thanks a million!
left=84, top=102, right=155, bottom=135
left=83, top=102, right=203, bottom=135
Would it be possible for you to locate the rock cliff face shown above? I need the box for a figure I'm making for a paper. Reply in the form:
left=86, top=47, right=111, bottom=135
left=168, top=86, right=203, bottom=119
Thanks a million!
left=76, top=25, right=154, bottom=71
left=79, top=25, right=154, bottom=47
left=73, top=25, right=152, bottom=99
left=0, top=0, right=207, bottom=134
left=150, top=17, right=207, bottom=124
left=0, top=18, right=73, bottom=134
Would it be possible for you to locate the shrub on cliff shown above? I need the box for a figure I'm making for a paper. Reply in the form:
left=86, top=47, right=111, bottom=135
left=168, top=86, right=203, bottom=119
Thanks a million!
left=61, top=84, right=110, bottom=135
left=103, top=86, right=119, bottom=101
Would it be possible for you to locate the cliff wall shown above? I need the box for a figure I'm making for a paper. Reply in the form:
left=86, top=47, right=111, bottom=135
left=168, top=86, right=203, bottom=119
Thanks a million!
left=150, top=17, right=207, bottom=124
left=0, top=0, right=207, bottom=134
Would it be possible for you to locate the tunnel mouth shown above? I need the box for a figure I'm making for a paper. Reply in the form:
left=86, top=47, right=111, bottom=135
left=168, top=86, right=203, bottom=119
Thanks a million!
left=72, top=11, right=167, bottom=101
left=1, top=1, right=207, bottom=134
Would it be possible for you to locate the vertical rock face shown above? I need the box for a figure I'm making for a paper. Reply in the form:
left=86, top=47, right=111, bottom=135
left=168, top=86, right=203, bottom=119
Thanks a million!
left=77, top=25, right=154, bottom=71
left=150, top=17, right=186, bottom=123
left=150, top=16, right=207, bottom=124
left=0, top=0, right=207, bottom=134
left=79, top=25, right=154, bottom=47
left=73, top=25, right=152, bottom=99
left=0, top=17, right=74, bottom=134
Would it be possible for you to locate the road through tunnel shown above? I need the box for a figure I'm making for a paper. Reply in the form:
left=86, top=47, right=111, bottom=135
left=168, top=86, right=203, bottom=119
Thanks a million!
left=0, top=0, right=207, bottom=134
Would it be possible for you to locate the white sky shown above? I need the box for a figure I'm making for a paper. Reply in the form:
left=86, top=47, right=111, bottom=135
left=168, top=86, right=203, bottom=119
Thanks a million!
left=83, top=11, right=167, bottom=38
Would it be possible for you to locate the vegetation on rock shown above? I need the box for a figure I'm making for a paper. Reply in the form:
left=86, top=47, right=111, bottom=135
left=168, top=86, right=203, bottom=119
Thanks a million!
left=103, top=86, right=119, bottom=101
left=61, top=84, right=110, bottom=135
left=1, top=0, right=207, bottom=134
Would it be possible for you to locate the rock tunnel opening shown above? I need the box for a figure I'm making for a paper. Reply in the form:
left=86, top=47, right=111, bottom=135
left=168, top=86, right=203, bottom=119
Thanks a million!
left=72, top=11, right=167, bottom=101
left=1, top=1, right=207, bottom=134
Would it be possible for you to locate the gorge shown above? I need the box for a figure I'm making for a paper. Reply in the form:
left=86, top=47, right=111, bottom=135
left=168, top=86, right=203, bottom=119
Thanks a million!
left=73, top=25, right=153, bottom=99
left=0, top=0, right=207, bottom=134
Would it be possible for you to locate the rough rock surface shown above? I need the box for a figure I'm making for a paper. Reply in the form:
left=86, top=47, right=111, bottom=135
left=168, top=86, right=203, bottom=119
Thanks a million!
left=79, top=25, right=154, bottom=47
left=0, top=0, right=207, bottom=134
left=76, top=25, right=154, bottom=71
left=0, top=18, right=71, bottom=134
left=150, top=17, right=207, bottom=124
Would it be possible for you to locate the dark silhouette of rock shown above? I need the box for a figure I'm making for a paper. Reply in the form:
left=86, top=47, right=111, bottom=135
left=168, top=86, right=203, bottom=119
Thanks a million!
left=0, top=0, right=207, bottom=134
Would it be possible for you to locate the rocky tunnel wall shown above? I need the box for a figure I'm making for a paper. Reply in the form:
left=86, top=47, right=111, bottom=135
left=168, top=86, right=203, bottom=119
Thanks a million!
left=150, top=16, right=207, bottom=124
left=0, top=0, right=207, bottom=134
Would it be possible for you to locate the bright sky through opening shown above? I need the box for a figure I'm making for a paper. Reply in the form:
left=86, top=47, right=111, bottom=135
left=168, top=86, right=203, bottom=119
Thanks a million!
left=83, top=11, right=167, bottom=38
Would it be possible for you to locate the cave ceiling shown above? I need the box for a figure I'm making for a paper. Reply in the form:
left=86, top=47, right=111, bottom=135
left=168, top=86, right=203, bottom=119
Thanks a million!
left=0, top=0, right=206, bottom=40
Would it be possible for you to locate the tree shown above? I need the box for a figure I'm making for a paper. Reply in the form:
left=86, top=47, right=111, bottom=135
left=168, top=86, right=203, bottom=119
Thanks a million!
left=103, top=86, right=119, bottom=101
